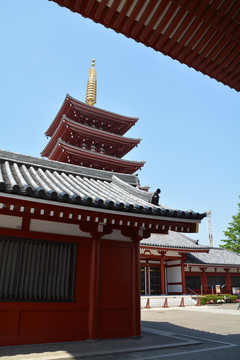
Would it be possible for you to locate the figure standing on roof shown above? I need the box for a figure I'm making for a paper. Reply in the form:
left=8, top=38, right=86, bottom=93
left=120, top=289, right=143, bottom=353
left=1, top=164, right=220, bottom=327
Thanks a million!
left=151, top=188, right=161, bottom=205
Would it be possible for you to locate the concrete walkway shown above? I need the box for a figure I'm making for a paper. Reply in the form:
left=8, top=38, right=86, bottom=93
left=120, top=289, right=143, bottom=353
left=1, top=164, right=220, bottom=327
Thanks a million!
left=0, top=304, right=239, bottom=360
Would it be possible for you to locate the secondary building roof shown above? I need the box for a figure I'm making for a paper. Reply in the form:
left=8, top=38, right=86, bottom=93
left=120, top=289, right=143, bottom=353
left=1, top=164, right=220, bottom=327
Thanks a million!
left=186, top=248, right=240, bottom=266
left=141, top=230, right=240, bottom=266
left=50, top=1, right=240, bottom=92
left=141, top=230, right=209, bottom=250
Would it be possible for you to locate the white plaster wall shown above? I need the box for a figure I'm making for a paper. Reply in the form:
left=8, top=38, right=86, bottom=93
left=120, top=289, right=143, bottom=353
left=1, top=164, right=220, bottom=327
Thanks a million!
left=168, top=284, right=182, bottom=293
left=230, top=268, right=238, bottom=273
left=190, top=266, right=200, bottom=272
left=30, top=219, right=91, bottom=237
left=101, top=229, right=131, bottom=242
left=206, top=268, right=215, bottom=272
left=167, top=259, right=181, bottom=266
left=167, top=266, right=182, bottom=283
left=166, top=251, right=181, bottom=257
left=0, top=214, right=22, bottom=229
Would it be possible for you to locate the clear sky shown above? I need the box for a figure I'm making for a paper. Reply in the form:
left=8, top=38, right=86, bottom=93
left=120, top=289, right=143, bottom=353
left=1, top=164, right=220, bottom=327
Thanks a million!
left=1, top=1, right=239, bottom=247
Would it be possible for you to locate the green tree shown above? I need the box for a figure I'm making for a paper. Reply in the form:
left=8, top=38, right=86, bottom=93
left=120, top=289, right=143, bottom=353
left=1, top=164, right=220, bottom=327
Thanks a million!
left=220, top=196, right=240, bottom=253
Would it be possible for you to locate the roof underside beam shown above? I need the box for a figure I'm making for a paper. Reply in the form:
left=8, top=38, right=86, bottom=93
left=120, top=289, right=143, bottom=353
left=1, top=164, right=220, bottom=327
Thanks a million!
left=50, top=0, right=240, bottom=92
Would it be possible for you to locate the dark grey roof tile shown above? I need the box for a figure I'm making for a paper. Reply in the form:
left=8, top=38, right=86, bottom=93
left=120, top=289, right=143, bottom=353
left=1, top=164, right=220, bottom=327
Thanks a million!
left=141, top=231, right=208, bottom=249
left=0, top=150, right=206, bottom=220
left=186, top=248, right=240, bottom=266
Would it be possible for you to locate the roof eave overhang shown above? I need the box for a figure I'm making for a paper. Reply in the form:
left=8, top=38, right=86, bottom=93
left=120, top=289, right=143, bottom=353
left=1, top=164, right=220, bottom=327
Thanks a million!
left=42, top=116, right=141, bottom=158
left=45, top=94, right=139, bottom=137
left=185, top=263, right=240, bottom=268
left=49, top=1, right=240, bottom=92
left=0, top=193, right=201, bottom=234
left=49, top=141, right=144, bottom=173
left=140, top=244, right=209, bottom=253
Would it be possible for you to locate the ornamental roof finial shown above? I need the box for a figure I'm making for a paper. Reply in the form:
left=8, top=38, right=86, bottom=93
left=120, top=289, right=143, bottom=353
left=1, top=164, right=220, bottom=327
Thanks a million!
left=85, top=59, right=97, bottom=106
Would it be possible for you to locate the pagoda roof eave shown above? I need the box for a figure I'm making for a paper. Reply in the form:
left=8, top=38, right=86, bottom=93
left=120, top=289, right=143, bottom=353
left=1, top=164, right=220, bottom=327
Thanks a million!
left=41, top=116, right=141, bottom=158
left=49, top=140, right=145, bottom=174
left=45, top=94, right=139, bottom=137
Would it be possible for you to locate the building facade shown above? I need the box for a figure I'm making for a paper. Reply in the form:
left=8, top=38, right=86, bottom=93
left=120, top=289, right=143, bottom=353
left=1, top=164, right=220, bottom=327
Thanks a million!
left=140, top=231, right=240, bottom=296
left=0, top=148, right=205, bottom=346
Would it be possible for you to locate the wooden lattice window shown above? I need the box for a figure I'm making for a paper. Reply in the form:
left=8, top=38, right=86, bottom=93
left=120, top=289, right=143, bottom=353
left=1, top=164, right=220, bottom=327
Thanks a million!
left=231, top=276, right=240, bottom=287
left=0, top=236, right=77, bottom=302
left=207, top=276, right=225, bottom=288
left=186, top=275, right=201, bottom=290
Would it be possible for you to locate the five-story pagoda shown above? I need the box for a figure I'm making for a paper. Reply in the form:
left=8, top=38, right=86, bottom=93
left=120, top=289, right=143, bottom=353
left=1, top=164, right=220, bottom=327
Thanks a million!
left=41, top=60, right=144, bottom=174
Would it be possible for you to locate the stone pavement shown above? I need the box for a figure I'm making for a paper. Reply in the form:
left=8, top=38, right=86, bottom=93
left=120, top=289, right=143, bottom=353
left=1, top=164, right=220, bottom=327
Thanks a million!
left=0, top=304, right=239, bottom=360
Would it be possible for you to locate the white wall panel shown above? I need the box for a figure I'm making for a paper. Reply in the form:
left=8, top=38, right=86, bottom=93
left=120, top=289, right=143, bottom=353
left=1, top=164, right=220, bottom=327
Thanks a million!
left=167, top=266, right=181, bottom=282
left=0, top=214, right=22, bottom=229
left=168, top=284, right=182, bottom=293
left=30, top=219, right=91, bottom=237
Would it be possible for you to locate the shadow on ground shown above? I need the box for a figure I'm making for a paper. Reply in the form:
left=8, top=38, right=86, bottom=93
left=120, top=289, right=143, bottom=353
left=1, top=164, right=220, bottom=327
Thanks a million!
left=0, top=312, right=239, bottom=359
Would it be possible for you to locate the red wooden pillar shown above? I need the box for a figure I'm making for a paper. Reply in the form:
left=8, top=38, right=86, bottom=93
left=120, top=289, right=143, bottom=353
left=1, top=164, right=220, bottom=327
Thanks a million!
left=224, top=268, right=231, bottom=293
left=180, top=255, right=186, bottom=294
left=88, top=233, right=100, bottom=339
left=159, top=251, right=166, bottom=295
left=146, top=260, right=150, bottom=295
left=200, top=268, right=208, bottom=294
left=160, top=258, right=165, bottom=295
left=132, top=239, right=141, bottom=336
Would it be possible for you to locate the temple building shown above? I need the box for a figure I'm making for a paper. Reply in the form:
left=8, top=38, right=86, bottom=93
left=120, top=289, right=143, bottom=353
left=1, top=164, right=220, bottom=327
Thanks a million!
left=140, top=231, right=240, bottom=301
left=0, top=60, right=207, bottom=346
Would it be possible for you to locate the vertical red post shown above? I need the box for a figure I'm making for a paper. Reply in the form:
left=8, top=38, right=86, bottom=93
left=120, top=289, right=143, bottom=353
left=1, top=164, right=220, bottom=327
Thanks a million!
left=224, top=268, right=231, bottom=293
left=88, top=234, right=100, bottom=339
left=146, top=261, right=150, bottom=295
left=200, top=268, right=208, bottom=294
left=132, top=239, right=141, bottom=336
left=181, top=255, right=186, bottom=294
left=160, top=256, right=165, bottom=295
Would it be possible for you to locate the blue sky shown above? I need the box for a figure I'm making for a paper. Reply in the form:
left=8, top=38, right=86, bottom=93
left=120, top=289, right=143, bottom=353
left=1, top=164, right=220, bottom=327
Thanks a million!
left=1, top=1, right=239, bottom=247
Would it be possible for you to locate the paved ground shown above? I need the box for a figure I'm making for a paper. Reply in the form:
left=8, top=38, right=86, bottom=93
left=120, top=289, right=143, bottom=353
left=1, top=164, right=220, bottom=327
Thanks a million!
left=0, top=304, right=239, bottom=360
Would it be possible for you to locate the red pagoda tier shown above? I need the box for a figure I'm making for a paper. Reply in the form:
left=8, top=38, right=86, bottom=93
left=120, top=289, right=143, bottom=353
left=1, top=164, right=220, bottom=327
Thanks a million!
left=45, top=94, right=138, bottom=137
left=42, top=61, right=144, bottom=174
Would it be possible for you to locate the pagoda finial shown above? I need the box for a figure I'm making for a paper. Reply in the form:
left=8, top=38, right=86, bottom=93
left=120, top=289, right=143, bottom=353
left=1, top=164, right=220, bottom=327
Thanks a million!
left=85, top=59, right=97, bottom=106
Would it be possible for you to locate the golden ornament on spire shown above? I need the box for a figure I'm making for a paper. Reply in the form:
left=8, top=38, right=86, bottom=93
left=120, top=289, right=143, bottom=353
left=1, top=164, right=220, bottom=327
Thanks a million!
left=85, top=59, right=97, bottom=106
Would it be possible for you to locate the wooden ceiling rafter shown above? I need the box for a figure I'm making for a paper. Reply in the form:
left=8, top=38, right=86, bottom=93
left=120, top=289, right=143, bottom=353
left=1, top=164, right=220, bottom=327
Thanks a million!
left=50, top=0, right=240, bottom=91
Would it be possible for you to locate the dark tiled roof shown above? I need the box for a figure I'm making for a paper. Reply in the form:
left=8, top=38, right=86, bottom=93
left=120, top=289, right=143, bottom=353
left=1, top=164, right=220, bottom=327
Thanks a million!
left=141, top=231, right=240, bottom=266
left=186, top=248, right=240, bottom=266
left=141, top=231, right=209, bottom=250
left=0, top=150, right=206, bottom=220
left=0, top=150, right=139, bottom=185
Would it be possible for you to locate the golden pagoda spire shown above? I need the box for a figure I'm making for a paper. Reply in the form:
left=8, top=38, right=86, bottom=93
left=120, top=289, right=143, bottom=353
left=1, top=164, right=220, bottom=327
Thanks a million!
left=85, top=59, right=97, bottom=106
